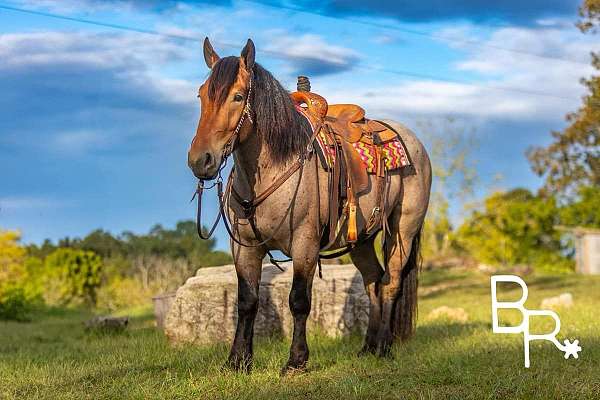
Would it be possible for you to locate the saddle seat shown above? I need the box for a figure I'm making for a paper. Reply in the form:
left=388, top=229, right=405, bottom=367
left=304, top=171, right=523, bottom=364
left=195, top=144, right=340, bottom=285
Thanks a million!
left=290, top=92, right=398, bottom=145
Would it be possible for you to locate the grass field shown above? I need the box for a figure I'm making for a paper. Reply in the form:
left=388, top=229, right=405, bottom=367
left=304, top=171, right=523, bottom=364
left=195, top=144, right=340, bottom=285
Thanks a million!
left=1, top=268, right=599, bottom=399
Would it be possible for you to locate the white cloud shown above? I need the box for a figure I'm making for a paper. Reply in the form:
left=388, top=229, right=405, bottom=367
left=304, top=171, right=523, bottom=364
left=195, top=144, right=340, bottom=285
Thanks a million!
left=267, top=33, right=358, bottom=64
left=322, top=80, right=568, bottom=121
left=371, top=34, right=402, bottom=45
left=0, top=196, right=71, bottom=211
left=15, top=0, right=176, bottom=14
left=320, top=24, right=597, bottom=122
left=51, top=130, right=109, bottom=154
left=0, top=31, right=187, bottom=70
left=264, top=31, right=361, bottom=76
left=0, top=31, right=197, bottom=155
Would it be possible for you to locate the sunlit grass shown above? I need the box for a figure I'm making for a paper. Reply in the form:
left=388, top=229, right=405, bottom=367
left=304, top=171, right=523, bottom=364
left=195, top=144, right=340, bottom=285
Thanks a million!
left=1, top=269, right=599, bottom=399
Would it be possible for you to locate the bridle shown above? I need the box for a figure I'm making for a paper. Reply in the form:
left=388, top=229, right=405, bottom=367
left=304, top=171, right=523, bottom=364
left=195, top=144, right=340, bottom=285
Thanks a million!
left=192, top=74, right=322, bottom=269
left=190, top=76, right=253, bottom=240
left=221, top=75, right=254, bottom=162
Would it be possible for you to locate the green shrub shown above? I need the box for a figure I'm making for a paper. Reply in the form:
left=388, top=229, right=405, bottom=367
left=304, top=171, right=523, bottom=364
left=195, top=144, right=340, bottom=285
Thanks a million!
left=44, top=248, right=103, bottom=307
left=0, top=230, right=44, bottom=320
left=454, top=189, right=574, bottom=272
left=96, top=276, right=153, bottom=312
left=0, top=286, right=31, bottom=321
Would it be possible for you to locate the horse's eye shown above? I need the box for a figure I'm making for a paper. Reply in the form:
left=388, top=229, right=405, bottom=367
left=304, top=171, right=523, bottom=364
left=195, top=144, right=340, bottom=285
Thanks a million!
left=233, top=93, right=244, bottom=102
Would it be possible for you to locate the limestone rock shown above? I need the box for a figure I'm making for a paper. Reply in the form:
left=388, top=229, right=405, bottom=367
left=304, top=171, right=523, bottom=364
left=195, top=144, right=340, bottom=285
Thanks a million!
left=426, top=306, right=469, bottom=323
left=164, top=263, right=369, bottom=345
left=541, top=293, right=573, bottom=310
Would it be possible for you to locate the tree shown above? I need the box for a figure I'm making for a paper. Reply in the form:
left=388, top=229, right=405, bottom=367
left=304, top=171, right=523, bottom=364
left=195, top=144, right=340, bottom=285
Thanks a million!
left=26, top=239, right=58, bottom=259
left=30, top=220, right=232, bottom=269
left=454, top=189, right=573, bottom=272
left=560, top=185, right=600, bottom=228
left=578, top=0, right=600, bottom=33
left=122, top=221, right=231, bottom=267
left=418, top=118, right=478, bottom=258
left=77, top=229, right=124, bottom=259
left=527, top=0, right=600, bottom=197
left=0, top=230, right=26, bottom=284
left=0, top=230, right=42, bottom=320
left=44, top=248, right=103, bottom=306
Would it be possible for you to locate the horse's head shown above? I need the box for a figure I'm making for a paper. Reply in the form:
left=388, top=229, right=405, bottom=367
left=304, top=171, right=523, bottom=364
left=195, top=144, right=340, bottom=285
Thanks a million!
left=188, top=37, right=255, bottom=179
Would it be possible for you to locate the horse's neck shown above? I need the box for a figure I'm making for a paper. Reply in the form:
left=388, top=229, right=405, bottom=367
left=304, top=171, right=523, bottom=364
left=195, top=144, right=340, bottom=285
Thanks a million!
left=232, top=129, right=281, bottom=199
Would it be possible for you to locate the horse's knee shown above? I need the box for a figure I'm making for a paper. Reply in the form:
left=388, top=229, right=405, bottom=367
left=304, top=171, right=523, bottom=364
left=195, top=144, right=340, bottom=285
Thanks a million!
left=237, top=282, right=259, bottom=316
left=238, top=295, right=258, bottom=316
left=289, top=281, right=310, bottom=317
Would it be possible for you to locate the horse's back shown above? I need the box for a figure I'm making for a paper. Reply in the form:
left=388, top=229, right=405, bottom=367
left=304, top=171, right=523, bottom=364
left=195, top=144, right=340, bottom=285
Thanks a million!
left=380, top=120, right=432, bottom=223
left=381, top=120, right=430, bottom=172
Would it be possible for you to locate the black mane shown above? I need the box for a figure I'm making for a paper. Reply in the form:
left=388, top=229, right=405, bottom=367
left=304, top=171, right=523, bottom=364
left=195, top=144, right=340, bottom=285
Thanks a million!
left=207, top=56, right=312, bottom=163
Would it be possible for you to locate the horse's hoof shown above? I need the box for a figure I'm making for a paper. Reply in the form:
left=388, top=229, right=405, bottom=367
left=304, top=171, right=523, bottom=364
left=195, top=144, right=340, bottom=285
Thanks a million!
left=221, top=356, right=252, bottom=373
left=357, top=344, right=376, bottom=357
left=280, top=361, right=307, bottom=376
left=376, top=344, right=393, bottom=359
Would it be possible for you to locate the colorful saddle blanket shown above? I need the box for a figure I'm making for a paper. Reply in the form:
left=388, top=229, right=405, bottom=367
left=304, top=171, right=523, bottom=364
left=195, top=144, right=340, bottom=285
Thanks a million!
left=313, top=127, right=411, bottom=173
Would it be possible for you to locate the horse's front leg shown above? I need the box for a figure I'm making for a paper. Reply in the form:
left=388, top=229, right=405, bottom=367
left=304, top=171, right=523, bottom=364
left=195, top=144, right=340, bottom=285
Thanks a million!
left=282, top=238, right=319, bottom=375
left=224, top=244, right=265, bottom=373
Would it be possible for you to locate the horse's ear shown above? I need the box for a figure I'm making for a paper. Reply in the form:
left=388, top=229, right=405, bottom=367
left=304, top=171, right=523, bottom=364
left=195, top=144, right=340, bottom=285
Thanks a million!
left=240, top=39, right=255, bottom=73
left=203, top=37, right=220, bottom=69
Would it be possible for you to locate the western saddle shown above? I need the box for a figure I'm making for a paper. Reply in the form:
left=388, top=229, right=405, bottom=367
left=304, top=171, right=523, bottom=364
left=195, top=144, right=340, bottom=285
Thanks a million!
left=290, top=77, right=400, bottom=248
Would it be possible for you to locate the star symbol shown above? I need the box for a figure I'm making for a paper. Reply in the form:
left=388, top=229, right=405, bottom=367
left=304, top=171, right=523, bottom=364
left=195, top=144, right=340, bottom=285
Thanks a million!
left=562, top=339, right=582, bottom=359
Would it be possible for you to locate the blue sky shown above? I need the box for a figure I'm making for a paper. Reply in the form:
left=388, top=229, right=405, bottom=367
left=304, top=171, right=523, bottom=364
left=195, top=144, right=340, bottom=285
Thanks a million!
left=0, top=0, right=598, bottom=249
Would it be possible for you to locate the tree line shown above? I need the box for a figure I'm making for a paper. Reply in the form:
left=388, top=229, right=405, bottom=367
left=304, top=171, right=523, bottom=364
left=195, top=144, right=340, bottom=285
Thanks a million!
left=0, top=221, right=231, bottom=321
left=27, top=220, right=231, bottom=267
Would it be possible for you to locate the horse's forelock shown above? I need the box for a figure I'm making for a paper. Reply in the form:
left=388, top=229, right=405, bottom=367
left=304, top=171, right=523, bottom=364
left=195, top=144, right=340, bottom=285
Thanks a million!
left=207, top=56, right=240, bottom=107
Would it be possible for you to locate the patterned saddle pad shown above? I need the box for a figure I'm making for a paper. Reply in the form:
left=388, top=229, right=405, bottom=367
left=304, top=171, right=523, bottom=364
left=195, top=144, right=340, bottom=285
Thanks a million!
left=313, top=128, right=411, bottom=173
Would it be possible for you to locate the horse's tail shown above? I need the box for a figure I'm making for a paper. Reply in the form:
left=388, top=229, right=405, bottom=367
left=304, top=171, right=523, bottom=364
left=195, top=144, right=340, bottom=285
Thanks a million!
left=392, top=225, right=422, bottom=341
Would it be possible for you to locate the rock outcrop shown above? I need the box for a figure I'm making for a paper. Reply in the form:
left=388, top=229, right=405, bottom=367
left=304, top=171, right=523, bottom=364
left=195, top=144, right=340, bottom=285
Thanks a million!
left=541, top=293, right=574, bottom=310
left=426, top=306, right=469, bottom=323
left=164, top=263, right=369, bottom=345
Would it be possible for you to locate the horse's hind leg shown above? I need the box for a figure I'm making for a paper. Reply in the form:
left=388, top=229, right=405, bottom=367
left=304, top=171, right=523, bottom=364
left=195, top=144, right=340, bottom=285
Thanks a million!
left=224, top=245, right=265, bottom=373
left=376, top=206, right=423, bottom=357
left=350, top=237, right=384, bottom=355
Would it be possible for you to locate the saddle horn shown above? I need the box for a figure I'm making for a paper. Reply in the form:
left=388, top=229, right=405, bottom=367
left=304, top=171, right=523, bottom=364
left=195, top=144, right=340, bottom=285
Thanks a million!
left=290, top=91, right=328, bottom=118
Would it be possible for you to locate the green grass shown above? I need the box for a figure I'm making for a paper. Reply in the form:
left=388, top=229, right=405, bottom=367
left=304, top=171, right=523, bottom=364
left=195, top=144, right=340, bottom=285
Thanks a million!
left=1, top=269, right=599, bottom=399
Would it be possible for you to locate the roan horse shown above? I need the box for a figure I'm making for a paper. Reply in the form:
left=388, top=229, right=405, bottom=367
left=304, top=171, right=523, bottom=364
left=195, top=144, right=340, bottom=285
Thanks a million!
left=188, top=38, right=431, bottom=374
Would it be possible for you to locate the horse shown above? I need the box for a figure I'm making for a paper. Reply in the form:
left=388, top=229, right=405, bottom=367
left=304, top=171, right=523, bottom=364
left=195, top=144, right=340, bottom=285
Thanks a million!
left=187, top=37, right=432, bottom=374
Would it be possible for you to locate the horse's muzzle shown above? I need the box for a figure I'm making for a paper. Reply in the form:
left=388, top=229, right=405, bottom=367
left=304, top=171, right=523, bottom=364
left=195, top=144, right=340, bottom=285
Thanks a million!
left=188, top=151, right=219, bottom=180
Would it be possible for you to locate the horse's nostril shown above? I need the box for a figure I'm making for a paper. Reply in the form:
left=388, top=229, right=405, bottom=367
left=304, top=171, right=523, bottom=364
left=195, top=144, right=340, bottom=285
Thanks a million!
left=203, top=152, right=213, bottom=168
